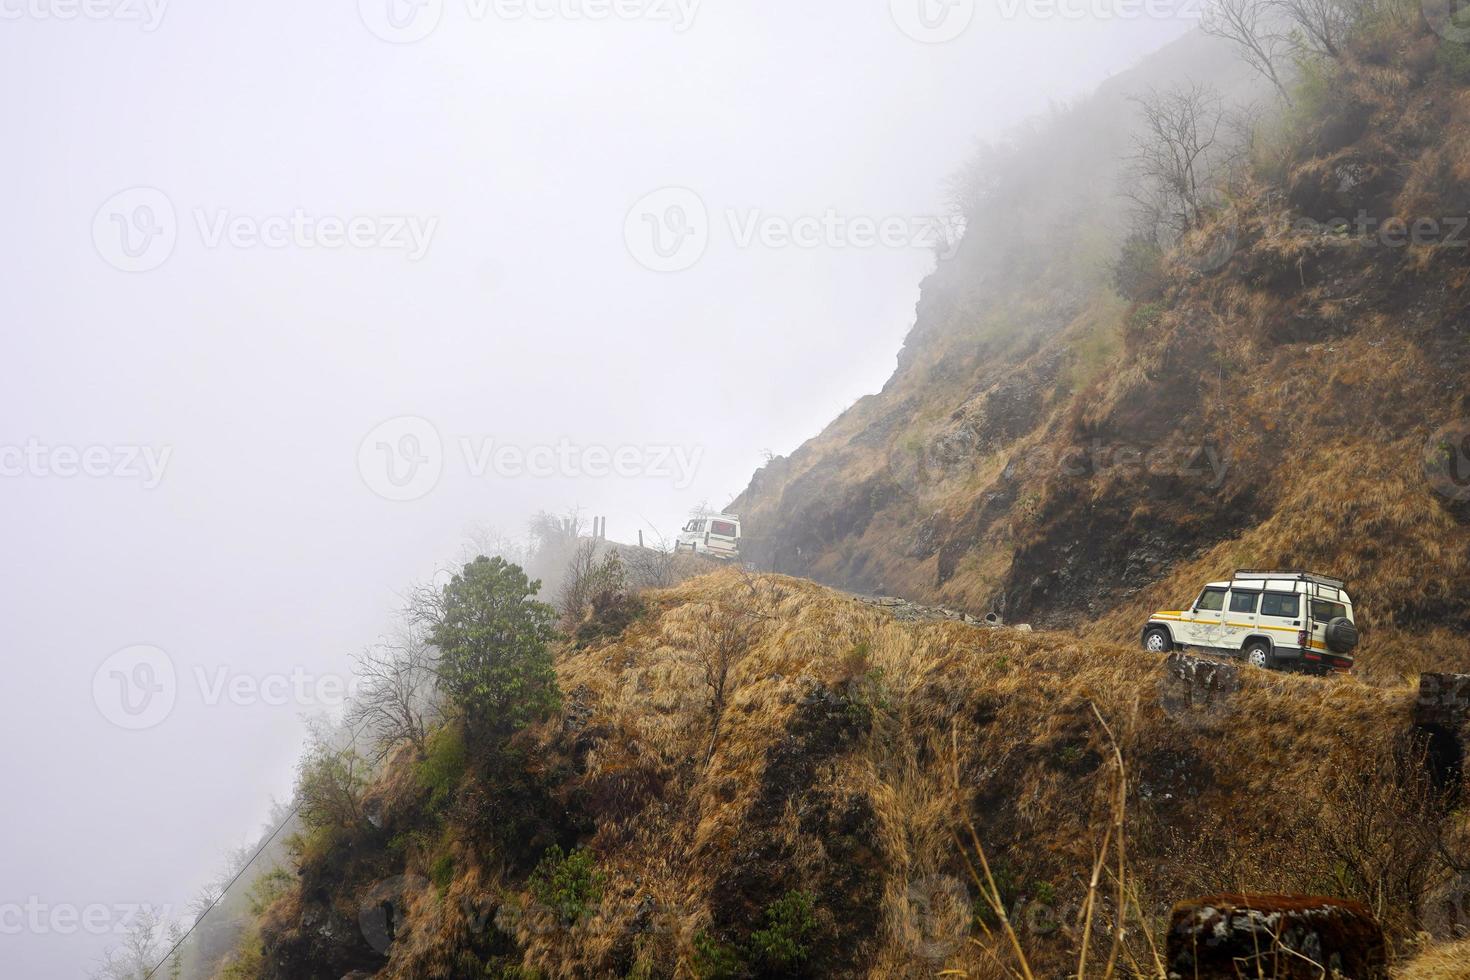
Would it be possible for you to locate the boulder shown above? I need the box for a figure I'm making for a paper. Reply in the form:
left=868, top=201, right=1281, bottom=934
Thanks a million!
left=1416, top=673, right=1470, bottom=732
left=1166, top=894, right=1386, bottom=979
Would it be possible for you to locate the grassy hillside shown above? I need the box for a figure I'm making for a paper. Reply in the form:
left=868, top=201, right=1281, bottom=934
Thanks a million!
left=730, top=17, right=1470, bottom=685
left=205, top=12, right=1470, bottom=979
left=226, top=570, right=1465, bottom=977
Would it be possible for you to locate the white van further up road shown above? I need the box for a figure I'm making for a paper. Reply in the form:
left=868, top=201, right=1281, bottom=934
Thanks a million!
left=1141, top=569, right=1360, bottom=674
left=675, top=513, right=742, bottom=560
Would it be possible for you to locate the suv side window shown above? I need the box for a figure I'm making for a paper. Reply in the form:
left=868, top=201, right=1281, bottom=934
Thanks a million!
left=1196, top=588, right=1226, bottom=612
left=1260, top=592, right=1299, bottom=618
left=1229, top=591, right=1259, bottom=614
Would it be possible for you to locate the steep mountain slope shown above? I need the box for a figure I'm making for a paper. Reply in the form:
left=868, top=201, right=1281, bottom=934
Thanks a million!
left=731, top=23, right=1470, bottom=683
left=239, top=571, right=1457, bottom=978
left=207, top=17, right=1470, bottom=980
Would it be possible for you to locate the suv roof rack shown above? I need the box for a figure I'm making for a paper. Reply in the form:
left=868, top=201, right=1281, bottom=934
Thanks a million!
left=1233, top=568, right=1345, bottom=589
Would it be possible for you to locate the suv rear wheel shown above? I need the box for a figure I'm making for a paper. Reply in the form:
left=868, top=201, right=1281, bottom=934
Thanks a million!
left=1243, top=640, right=1273, bottom=670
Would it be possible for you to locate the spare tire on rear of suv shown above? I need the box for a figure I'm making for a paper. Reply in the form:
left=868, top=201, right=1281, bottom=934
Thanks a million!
left=1325, top=617, right=1359, bottom=653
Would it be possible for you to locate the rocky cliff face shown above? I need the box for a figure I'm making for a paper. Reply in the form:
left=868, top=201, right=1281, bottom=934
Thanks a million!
left=731, top=26, right=1470, bottom=682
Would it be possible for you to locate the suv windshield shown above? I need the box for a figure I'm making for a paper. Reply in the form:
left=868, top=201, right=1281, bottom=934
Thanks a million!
left=1196, top=588, right=1226, bottom=612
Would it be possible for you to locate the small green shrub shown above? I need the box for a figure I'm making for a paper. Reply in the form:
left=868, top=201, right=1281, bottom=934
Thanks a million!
left=430, top=852, right=456, bottom=892
left=842, top=667, right=890, bottom=730
left=749, top=890, right=816, bottom=972
left=572, top=587, right=645, bottom=647
left=1112, top=234, right=1165, bottom=301
left=528, top=845, right=605, bottom=925
left=247, top=867, right=294, bottom=916
left=1437, top=39, right=1470, bottom=82
left=972, top=863, right=1019, bottom=927
left=1125, top=301, right=1166, bottom=341
left=418, top=724, right=468, bottom=812
left=692, top=930, right=744, bottom=979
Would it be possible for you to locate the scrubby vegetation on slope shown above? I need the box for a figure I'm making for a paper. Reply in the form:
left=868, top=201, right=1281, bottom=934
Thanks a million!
left=217, top=568, right=1466, bottom=977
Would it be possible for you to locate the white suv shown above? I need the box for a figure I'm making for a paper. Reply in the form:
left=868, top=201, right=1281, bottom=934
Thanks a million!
left=674, top=513, right=742, bottom=560
left=1141, top=570, right=1359, bottom=673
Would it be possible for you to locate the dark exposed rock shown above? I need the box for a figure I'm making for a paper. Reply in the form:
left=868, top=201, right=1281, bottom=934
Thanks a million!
left=1166, top=894, right=1387, bottom=980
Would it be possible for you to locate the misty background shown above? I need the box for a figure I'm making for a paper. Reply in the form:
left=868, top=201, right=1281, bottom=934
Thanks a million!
left=1, top=2, right=1195, bottom=974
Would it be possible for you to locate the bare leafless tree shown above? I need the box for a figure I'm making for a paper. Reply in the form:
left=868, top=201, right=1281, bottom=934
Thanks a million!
left=1202, top=0, right=1295, bottom=105
left=345, top=625, right=439, bottom=759
left=1314, top=736, right=1468, bottom=934
left=687, top=601, right=760, bottom=769
left=1126, top=83, right=1229, bottom=240
left=556, top=537, right=605, bottom=627
left=457, top=522, right=528, bottom=568
left=623, top=524, right=691, bottom=591
left=91, top=906, right=180, bottom=980
left=1271, top=0, right=1351, bottom=58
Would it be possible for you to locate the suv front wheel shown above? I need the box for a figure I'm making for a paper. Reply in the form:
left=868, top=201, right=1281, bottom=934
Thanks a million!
left=1243, top=640, right=1273, bottom=670
left=1142, top=627, right=1172, bottom=653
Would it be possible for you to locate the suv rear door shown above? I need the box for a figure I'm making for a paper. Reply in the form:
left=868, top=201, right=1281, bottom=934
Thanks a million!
left=1258, top=590, right=1303, bottom=654
left=706, top=519, right=740, bottom=556
left=1307, top=589, right=1349, bottom=655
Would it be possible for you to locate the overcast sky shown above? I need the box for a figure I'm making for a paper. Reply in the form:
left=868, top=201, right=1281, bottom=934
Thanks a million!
left=1, top=2, right=1196, bottom=974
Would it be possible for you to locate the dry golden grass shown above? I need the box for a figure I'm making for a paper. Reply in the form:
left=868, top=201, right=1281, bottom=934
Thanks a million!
left=375, top=570, right=1456, bottom=977
left=1396, top=939, right=1470, bottom=980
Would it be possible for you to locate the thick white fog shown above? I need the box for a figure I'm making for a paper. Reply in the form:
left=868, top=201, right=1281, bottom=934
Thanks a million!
left=1, top=2, right=1196, bottom=974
